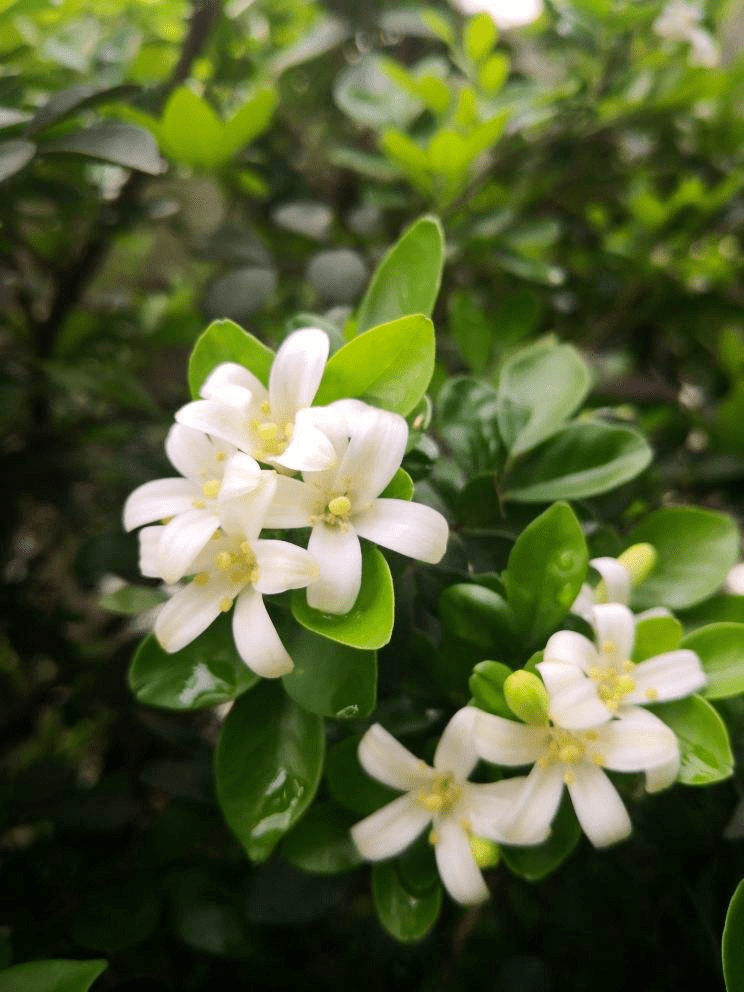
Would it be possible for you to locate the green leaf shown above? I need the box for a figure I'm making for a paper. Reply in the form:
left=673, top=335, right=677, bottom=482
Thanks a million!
left=504, top=502, right=588, bottom=646
left=380, top=467, right=414, bottom=500
left=434, top=376, right=502, bottom=474
left=439, top=584, right=516, bottom=652
left=281, top=802, right=362, bottom=875
left=188, top=318, right=274, bottom=398
left=215, top=682, right=324, bottom=862
left=379, top=129, right=432, bottom=193
left=282, top=625, right=377, bottom=720
left=356, top=216, right=444, bottom=334
left=653, top=695, right=733, bottom=786
left=40, top=123, right=164, bottom=174
left=0, top=138, right=35, bottom=181
left=292, top=544, right=394, bottom=650
left=372, top=860, right=442, bottom=942
left=27, top=82, right=136, bottom=135
left=632, top=615, right=682, bottom=661
left=326, top=735, right=399, bottom=816
left=504, top=421, right=652, bottom=503
left=0, top=959, right=107, bottom=992
left=464, top=11, right=497, bottom=62
left=628, top=507, right=740, bottom=610
left=497, top=340, right=592, bottom=457
left=723, top=879, right=744, bottom=992
left=681, top=623, right=744, bottom=700
left=447, top=290, right=494, bottom=373
left=469, top=660, right=513, bottom=718
left=159, top=87, right=224, bottom=169
left=129, top=616, right=258, bottom=710
left=220, top=85, right=278, bottom=159
left=98, top=584, right=167, bottom=615
left=501, top=793, right=580, bottom=882
left=315, top=314, right=435, bottom=416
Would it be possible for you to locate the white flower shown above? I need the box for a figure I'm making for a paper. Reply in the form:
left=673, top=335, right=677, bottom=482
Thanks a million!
left=724, top=563, right=744, bottom=596
left=571, top=555, right=632, bottom=624
left=472, top=662, right=681, bottom=848
left=145, top=474, right=319, bottom=678
left=653, top=1, right=720, bottom=68
left=350, top=708, right=548, bottom=905
left=261, top=400, right=449, bottom=614
left=124, top=424, right=270, bottom=584
left=175, top=327, right=337, bottom=472
left=450, top=0, right=543, bottom=30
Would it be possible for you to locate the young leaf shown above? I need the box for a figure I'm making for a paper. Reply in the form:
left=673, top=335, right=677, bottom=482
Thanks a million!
left=504, top=502, right=588, bottom=647
left=380, top=468, right=414, bottom=501
left=188, top=318, right=274, bottom=397
left=632, top=615, right=682, bottom=661
left=40, top=123, right=164, bottom=174
left=628, top=507, right=739, bottom=610
left=220, top=85, right=278, bottom=159
left=315, top=314, right=435, bottom=416
left=653, top=695, right=733, bottom=786
left=681, top=622, right=744, bottom=700
left=159, top=87, right=224, bottom=169
left=372, top=860, right=442, bottom=942
left=282, top=625, right=377, bottom=720
left=504, top=421, right=652, bottom=503
left=292, top=544, right=394, bottom=650
left=215, top=682, right=325, bottom=862
left=0, top=959, right=107, bottom=992
left=723, top=878, right=744, bottom=992
left=435, top=376, right=503, bottom=474
left=281, top=802, right=362, bottom=875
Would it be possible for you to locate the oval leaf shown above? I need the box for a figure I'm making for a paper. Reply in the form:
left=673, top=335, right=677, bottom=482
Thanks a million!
left=292, top=544, right=394, bottom=650
left=724, top=878, right=744, bottom=992
left=356, top=215, right=444, bottom=333
left=159, top=87, right=224, bottom=169
left=372, top=860, right=442, bottom=942
left=0, top=139, right=35, bottom=182
left=628, top=507, right=739, bottom=610
left=653, top=695, right=733, bottom=786
left=282, top=625, right=377, bottom=720
left=0, top=959, right=107, bottom=992
left=188, top=318, right=274, bottom=397
left=439, top=584, right=516, bottom=651
left=632, top=615, right=682, bottom=661
left=281, top=802, right=362, bottom=875
left=435, top=376, right=503, bottom=475
left=681, top=622, right=744, bottom=700
left=326, top=735, right=399, bottom=817
left=40, top=122, right=165, bottom=174
left=215, top=682, right=325, bottom=862
left=315, top=314, right=435, bottom=416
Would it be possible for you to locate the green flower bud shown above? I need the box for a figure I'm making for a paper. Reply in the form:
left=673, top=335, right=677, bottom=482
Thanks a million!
left=618, top=542, right=657, bottom=588
left=503, top=670, right=549, bottom=726
left=469, top=660, right=512, bottom=718
left=470, top=835, right=500, bottom=869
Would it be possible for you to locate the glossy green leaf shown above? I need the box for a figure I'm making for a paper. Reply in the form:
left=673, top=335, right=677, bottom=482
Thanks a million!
left=220, top=85, right=278, bottom=158
left=326, top=735, right=399, bottom=816
left=497, top=340, right=592, bottom=457
left=632, top=615, right=682, bottom=661
left=282, top=625, right=377, bottom=720
left=435, top=376, right=502, bottom=474
left=0, top=959, right=107, bottom=992
left=40, top=123, right=164, bottom=174
left=681, top=623, right=744, bottom=700
left=501, top=793, right=580, bottom=882
left=380, top=467, right=414, bottom=500
left=27, top=82, right=136, bottom=135
left=0, top=138, right=35, bottom=181
left=379, top=130, right=432, bottom=193
left=129, top=615, right=258, bottom=710
left=504, top=421, right=652, bottom=503
left=159, top=87, right=224, bottom=169
left=723, top=878, right=744, bottom=992
left=281, top=802, right=362, bottom=875
left=653, top=695, right=733, bottom=786
left=439, top=584, right=516, bottom=651
left=315, top=314, right=435, bottom=415
left=215, top=682, right=324, bottom=862
left=188, top=318, right=274, bottom=397
left=504, top=502, right=588, bottom=646
left=372, top=860, right=442, bottom=942
left=628, top=507, right=740, bottom=610
left=292, top=544, right=394, bottom=650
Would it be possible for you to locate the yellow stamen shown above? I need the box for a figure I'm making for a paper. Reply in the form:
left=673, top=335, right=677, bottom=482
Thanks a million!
left=202, top=479, right=220, bottom=499
left=328, top=495, right=352, bottom=517
left=558, top=743, right=583, bottom=764
left=429, top=829, right=440, bottom=845
left=192, top=499, right=205, bottom=509
left=215, top=451, right=225, bottom=462
left=563, top=770, right=576, bottom=785
left=219, top=598, right=233, bottom=613
left=260, top=401, right=271, bottom=415
left=257, top=422, right=279, bottom=442
left=193, top=572, right=210, bottom=586
left=216, top=552, right=233, bottom=571
left=645, top=687, right=659, bottom=701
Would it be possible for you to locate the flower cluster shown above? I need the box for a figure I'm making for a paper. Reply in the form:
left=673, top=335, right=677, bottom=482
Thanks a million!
left=123, top=328, right=449, bottom=677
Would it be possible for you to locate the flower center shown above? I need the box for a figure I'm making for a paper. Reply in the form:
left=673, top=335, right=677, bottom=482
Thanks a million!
left=313, top=494, right=353, bottom=530
left=539, top=727, right=605, bottom=784
left=417, top=772, right=461, bottom=815
left=192, top=539, right=260, bottom=613
left=588, top=649, right=636, bottom=712
left=251, top=401, right=293, bottom=462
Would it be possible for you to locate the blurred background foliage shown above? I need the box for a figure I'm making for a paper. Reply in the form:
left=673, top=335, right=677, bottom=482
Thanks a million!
left=4, top=0, right=744, bottom=988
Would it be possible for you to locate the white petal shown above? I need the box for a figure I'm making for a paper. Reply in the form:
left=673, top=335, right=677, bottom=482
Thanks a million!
left=306, top=523, right=362, bottom=615
left=253, top=539, right=319, bottom=594
left=538, top=661, right=611, bottom=730
left=645, top=754, right=680, bottom=793
left=724, top=563, right=744, bottom=596
left=543, top=630, right=597, bottom=671
left=590, top=556, right=631, bottom=605
left=433, top=707, right=480, bottom=779
left=165, top=423, right=230, bottom=481
left=434, top=817, right=489, bottom=905
left=123, top=478, right=198, bottom=531
left=571, top=584, right=596, bottom=624
left=271, top=416, right=338, bottom=472
left=462, top=780, right=549, bottom=845
left=354, top=499, right=449, bottom=564
left=139, top=526, right=164, bottom=578
left=335, top=407, right=408, bottom=507
left=625, top=650, right=706, bottom=705
left=200, top=361, right=265, bottom=403
left=503, top=763, right=565, bottom=845
left=219, top=472, right=278, bottom=541
left=268, top=327, right=329, bottom=424
left=591, top=603, right=636, bottom=666
left=176, top=400, right=254, bottom=455
left=566, top=764, right=631, bottom=848
left=595, top=706, right=679, bottom=772
left=358, top=724, right=431, bottom=791
left=262, top=475, right=318, bottom=529
left=154, top=576, right=231, bottom=653
left=218, top=452, right=262, bottom=501
left=351, top=792, right=431, bottom=861
left=157, top=509, right=220, bottom=584
left=472, top=711, right=549, bottom=767
left=232, top=586, right=293, bottom=677
left=302, top=398, right=373, bottom=457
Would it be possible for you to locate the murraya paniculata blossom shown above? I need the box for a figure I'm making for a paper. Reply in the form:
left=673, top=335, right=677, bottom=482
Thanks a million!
left=571, top=544, right=657, bottom=624
left=350, top=708, right=548, bottom=905
left=472, top=664, right=681, bottom=848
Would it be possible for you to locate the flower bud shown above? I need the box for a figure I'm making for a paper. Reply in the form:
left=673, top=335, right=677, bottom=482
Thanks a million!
left=618, top=543, right=657, bottom=588
left=470, top=834, right=500, bottom=869
left=469, top=660, right=512, bottom=718
left=503, top=670, right=549, bottom=726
